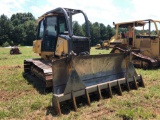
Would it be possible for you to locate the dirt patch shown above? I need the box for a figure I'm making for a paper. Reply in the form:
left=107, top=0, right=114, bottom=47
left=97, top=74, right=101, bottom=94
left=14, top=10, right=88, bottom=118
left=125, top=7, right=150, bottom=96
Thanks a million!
left=0, top=65, right=22, bottom=69
left=153, top=100, right=160, bottom=115
left=0, top=90, right=32, bottom=101
left=84, top=103, right=115, bottom=119
left=25, top=110, right=54, bottom=120
left=154, top=108, right=160, bottom=115
left=8, top=65, right=21, bottom=70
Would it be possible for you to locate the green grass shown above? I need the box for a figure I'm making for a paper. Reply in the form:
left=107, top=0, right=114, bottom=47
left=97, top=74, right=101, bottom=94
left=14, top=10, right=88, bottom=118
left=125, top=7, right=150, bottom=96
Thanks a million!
left=90, top=47, right=111, bottom=55
left=0, top=46, right=160, bottom=119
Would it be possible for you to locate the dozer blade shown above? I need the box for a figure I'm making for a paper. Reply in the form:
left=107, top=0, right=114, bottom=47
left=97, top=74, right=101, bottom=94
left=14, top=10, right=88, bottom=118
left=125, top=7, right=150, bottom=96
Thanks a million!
left=52, top=53, right=145, bottom=115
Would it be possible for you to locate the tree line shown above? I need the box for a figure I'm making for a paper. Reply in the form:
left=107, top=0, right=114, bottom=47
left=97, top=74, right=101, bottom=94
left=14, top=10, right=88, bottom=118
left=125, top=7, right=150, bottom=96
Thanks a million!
left=0, top=13, right=36, bottom=46
left=0, top=13, right=115, bottom=47
left=72, top=21, right=115, bottom=45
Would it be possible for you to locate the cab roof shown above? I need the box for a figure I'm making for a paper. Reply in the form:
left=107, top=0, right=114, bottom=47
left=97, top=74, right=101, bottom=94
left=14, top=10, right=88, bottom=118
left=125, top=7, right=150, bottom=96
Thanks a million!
left=114, top=19, right=160, bottom=28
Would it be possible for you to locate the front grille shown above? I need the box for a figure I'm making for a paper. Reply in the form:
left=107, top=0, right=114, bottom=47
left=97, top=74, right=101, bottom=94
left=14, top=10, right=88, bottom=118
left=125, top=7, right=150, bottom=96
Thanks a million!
left=72, top=38, right=90, bottom=55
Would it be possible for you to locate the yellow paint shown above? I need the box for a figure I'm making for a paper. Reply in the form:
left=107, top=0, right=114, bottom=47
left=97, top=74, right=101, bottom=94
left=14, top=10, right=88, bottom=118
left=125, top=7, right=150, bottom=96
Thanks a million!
left=151, top=38, right=159, bottom=57
left=38, top=14, right=60, bottom=23
left=33, top=40, right=42, bottom=53
left=33, top=39, right=54, bottom=59
left=41, top=51, right=54, bottom=60
left=135, top=37, right=160, bottom=58
left=134, top=38, right=141, bottom=48
left=55, top=37, right=68, bottom=56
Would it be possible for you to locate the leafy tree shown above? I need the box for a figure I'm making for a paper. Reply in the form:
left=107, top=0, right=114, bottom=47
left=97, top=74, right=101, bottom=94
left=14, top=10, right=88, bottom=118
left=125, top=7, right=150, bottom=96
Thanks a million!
left=82, top=22, right=115, bottom=46
left=11, top=24, right=25, bottom=45
left=72, top=21, right=84, bottom=36
left=11, top=13, right=35, bottom=25
left=2, top=41, right=10, bottom=47
left=10, top=13, right=36, bottom=45
left=92, top=22, right=100, bottom=45
left=106, top=25, right=115, bottom=40
left=24, top=20, right=36, bottom=45
left=0, top=14, right=13, bottom=46
left=100, top=23, right=107, bottom=40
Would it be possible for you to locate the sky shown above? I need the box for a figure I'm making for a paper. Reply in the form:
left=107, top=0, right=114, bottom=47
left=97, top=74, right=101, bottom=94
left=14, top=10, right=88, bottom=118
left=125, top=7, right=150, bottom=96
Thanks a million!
left=0, top=0, right=160, bottom=26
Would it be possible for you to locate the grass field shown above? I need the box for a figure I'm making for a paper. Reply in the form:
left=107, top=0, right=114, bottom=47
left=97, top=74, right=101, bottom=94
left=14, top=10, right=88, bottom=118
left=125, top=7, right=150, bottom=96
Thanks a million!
left=0, top=47, right=160, bottom=120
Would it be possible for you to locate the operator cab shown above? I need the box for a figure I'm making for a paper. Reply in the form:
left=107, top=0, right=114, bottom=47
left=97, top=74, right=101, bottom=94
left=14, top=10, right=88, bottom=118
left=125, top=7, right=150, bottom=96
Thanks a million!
left=34, top=8, right=91, bottom=58
left=37, top=16, right=68, bottom=52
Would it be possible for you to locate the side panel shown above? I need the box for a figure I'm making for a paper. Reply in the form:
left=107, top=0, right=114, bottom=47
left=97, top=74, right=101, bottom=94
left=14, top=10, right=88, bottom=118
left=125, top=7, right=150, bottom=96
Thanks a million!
left=134, top=37, right=141, bottom=48
left=151, top=37, right=159, bottom=57
left=140, top=38, right=151, bottom=48
left=136, top=36, right=159, bottom=58
left=139, top=38, right=152, bottom=57
left=55, top=36, right=68, bottom=56
left=33, top=40, right=42, bottom=53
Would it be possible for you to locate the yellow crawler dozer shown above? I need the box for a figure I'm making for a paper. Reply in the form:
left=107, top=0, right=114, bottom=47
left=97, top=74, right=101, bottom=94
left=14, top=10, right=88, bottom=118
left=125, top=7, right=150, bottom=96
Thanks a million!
left=110, top=19, right=160, bottom=69
left=23, top=8, right=144, bottom=115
